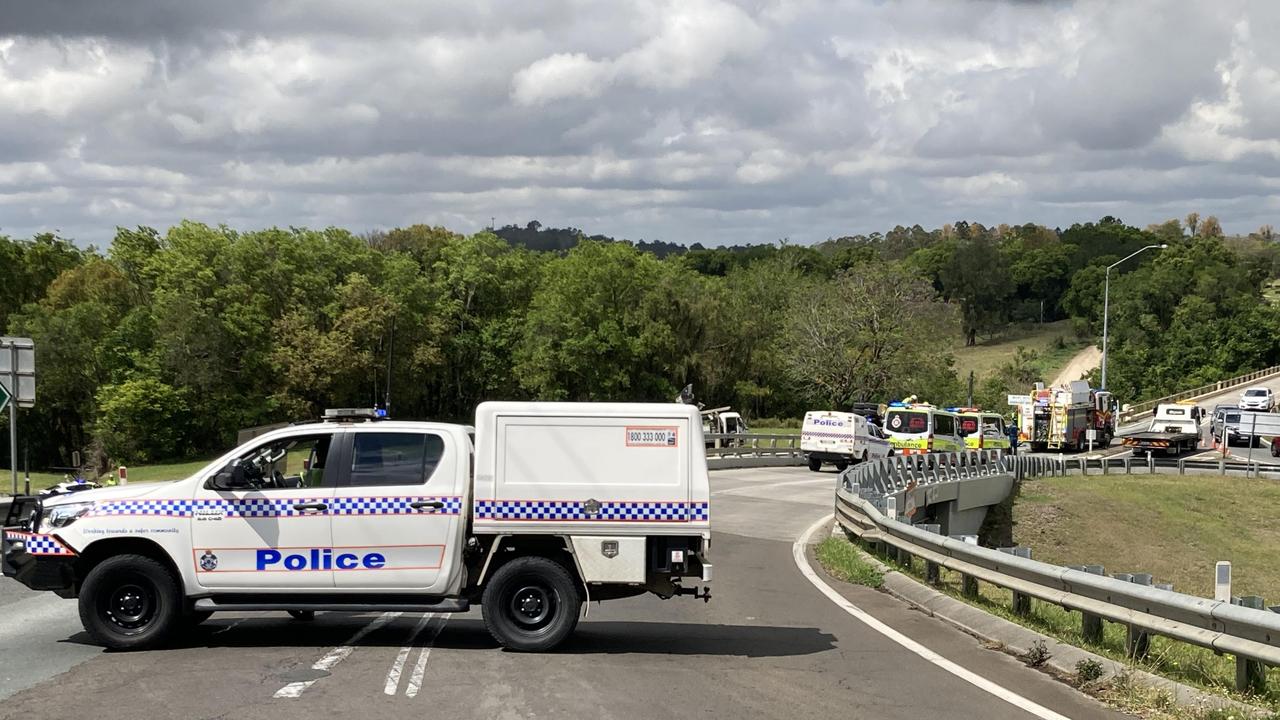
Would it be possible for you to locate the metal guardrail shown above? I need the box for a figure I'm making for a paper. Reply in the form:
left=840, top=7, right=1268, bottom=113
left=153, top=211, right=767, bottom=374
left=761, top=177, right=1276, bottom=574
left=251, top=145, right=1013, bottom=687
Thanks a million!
left=834, top=453, right=1280, bottom=693
left=703, top=433, right=805, bottom=468
left=1120, top=365, right=1280, bottom=424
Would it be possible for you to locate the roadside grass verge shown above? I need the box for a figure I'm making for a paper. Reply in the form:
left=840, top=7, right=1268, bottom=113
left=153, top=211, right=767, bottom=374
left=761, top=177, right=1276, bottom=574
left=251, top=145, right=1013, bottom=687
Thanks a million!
left=881, top=547, right=1280, bottom=714
left=815, top=536, right=883, bottom=588
left=1014, top=473, right=1280, bottom=604
left=2, top=456, right=216, bottom=493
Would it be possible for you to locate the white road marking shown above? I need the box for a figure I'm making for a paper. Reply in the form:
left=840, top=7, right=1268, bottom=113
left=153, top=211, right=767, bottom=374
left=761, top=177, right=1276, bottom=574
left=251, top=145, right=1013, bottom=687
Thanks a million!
left=274, top=612, right=401, bottom=699
left=384, top=613, right=436, bottom=695
left=793, top=515, right=1072, bottom=720
left=405, top=615, right=450, bottom=698
left=713, top=477, right=836, bottom=496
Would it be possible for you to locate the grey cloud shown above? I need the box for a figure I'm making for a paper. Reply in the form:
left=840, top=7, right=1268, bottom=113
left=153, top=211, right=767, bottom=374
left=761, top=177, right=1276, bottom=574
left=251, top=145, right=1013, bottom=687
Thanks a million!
left=0, top=0, right=1273, bottom=246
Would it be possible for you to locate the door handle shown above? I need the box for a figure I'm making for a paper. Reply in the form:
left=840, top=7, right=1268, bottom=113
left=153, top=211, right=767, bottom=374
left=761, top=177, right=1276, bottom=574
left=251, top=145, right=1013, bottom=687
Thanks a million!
left=411, top=500, right=445, bottom=510
left=292, top=502, right=328, bottom=512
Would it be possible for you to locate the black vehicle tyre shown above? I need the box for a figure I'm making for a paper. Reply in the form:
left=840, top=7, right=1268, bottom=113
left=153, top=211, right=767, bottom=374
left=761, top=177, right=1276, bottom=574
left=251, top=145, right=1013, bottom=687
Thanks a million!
left=807, top=457, right=822, bottom=472
left=79, top=554, right=182, bottom=650
left=834, top=461, right=849, bottom=472
left=482, top=556, right=581, bottom=652
left=288, top=610, right=316, bottom=621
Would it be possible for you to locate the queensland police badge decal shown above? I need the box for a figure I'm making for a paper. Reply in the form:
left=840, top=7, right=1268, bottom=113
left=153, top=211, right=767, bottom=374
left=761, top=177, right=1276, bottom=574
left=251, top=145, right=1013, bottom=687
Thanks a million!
left=199, top=550, right=218, bottom=571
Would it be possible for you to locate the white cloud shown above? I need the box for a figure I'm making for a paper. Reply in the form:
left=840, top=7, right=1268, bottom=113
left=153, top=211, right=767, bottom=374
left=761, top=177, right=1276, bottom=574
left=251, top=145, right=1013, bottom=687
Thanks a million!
left=0, top=0, right=1274, bottom=245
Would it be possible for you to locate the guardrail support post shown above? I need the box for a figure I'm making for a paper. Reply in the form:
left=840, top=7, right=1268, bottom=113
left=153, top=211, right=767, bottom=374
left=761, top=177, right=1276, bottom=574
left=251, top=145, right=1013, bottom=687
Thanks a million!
left=1178, top=459, right=1185, bottom=475
left=1102, top=458, right=1109, bottom=475
left=1123, top=573, right=1152, bottom=659
left=1124, top=458, right=1131, bottom=474
left=1234, top=596, right=1268, bottom=694
left=1081, top=565, right=1105, bottom=643
left=1009, top=547, right=1032, bottom=616
left=921, top=524, right=942, bottom=584
left=1147, top=452, right=1154, bottom=474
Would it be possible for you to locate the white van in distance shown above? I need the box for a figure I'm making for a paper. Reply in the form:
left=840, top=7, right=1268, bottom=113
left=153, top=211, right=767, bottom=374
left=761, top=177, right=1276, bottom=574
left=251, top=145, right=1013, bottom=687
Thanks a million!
left=800, top=411, right=892, bottom=472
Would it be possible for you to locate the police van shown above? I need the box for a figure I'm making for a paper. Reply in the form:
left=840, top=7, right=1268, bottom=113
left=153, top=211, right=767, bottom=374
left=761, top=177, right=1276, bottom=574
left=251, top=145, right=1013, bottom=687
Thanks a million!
left=800, top=410, right=892, bottom=472
left=953, top=408, right=1011, bottom=451
left=882, top=400, right=964, bottom=455
left=3, top=403, right=712, bottom=652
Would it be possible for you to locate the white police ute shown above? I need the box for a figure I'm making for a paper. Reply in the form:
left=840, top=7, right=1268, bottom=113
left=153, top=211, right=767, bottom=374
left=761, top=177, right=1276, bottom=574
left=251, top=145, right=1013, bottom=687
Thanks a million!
left=3, top=403, right=713, bottom=652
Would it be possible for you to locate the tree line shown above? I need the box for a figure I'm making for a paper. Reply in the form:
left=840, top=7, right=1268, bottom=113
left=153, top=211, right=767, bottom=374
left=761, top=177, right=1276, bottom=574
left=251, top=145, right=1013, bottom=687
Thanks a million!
left=3, top=214, right=1279, bottom=469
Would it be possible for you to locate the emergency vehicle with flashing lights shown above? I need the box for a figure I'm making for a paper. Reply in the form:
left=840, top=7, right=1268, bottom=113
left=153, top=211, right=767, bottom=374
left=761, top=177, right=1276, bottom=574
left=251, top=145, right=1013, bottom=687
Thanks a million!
left=799, top=410, right=892, bottom=472
left=951, top=408, right=1011, bottom=451
left=882, top=398, right=965, bottom=455
left=1017, top=381, right=1115, bottom=453
left=2, top=403, right=713, bottom=652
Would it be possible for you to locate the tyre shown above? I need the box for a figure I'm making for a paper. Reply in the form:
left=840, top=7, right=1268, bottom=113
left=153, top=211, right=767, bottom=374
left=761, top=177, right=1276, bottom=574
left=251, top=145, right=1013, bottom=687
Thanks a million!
left=834, top=461, right=849, bottom=472
left=861, top=450, right=870, bottom=464
left=78, top=554, right=182, bottom=650
left=481, top=556, right=581, bottom=652
left=807, top=457, right=822, bottom=472
left=288, top=610, right=316, bottom=621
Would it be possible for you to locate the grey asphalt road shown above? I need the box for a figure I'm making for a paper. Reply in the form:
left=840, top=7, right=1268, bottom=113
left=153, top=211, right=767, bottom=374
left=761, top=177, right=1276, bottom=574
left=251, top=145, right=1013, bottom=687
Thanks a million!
left=1, top=468, right=1126, bottom=720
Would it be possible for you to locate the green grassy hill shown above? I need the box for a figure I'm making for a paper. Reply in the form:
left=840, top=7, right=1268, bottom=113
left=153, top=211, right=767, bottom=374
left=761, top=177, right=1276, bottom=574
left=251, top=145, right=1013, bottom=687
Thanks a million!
left=951, top=320, right=1089, bottom=383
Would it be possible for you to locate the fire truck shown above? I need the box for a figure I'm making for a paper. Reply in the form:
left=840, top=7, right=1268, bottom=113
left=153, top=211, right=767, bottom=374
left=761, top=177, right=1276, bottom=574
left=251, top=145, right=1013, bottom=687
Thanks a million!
left=1018, top=381, right=1115, bottom=453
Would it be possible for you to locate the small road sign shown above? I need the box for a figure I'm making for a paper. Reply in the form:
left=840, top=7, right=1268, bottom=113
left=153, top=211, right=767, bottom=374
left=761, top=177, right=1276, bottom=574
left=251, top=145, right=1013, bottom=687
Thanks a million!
left=0, top=382, right=9, bottom=413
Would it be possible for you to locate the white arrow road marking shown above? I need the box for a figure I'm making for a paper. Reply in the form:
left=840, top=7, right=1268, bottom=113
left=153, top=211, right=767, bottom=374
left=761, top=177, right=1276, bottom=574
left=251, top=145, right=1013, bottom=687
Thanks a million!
left=274, top=612, right=401, bottom=699
left=405, top=614, right=451, bottom=698
left=794, top=515, right=1072, bottom=720
left=384, top=613, right=436, bottom=695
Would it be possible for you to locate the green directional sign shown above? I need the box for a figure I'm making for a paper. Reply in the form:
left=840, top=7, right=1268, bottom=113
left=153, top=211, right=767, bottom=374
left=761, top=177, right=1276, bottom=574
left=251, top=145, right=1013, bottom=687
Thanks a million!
left=0, top=381, right=9, bottom=413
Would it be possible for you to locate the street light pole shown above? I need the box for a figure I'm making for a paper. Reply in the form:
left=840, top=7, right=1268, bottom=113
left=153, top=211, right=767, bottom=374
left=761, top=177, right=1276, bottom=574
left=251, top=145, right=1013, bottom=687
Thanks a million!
left=1100, top=243, right=1168, bottom=390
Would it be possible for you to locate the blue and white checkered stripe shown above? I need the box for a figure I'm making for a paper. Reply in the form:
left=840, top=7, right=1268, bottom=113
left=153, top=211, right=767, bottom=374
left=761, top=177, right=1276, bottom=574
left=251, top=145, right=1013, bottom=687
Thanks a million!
left=476, top=500, right=709, bottom=522
left=5, top=531, right=76, bottom=556
left=87, top=496, right=462, bottom=518
left=89, top=499, right=203, bottom=517
left=801, top=430, right=856, bottom=440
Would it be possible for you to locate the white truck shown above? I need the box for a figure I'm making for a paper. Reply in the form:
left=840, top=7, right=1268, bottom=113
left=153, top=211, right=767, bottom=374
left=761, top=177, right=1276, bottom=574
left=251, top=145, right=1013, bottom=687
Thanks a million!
left=800, top=410, right=892, bottom=471
left=2, top=403, right=712, bottom=652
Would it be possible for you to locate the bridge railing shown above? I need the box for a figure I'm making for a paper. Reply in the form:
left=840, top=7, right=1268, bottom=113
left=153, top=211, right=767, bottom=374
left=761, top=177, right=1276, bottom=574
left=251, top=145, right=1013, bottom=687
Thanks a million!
left=703, top=433, right=804, bottom=468
left=1119, top=364, right=1280, bottom=424
left=833, top=453, right=1280, bottom=693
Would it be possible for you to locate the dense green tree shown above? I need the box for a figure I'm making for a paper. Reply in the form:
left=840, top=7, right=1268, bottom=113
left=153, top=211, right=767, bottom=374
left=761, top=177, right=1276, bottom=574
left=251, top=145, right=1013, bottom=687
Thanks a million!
left=780, top=262, right=960, bottom=407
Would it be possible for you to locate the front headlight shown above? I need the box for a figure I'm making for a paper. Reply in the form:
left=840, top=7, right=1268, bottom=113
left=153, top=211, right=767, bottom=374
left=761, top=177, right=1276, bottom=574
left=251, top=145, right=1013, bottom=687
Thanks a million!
left=43, top=502, right=94, bottom=529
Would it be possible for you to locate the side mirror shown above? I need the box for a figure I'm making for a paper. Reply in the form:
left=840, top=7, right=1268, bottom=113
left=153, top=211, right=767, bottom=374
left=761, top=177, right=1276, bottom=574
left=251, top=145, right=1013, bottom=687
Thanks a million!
left=210, top=461, right=248, bottom=490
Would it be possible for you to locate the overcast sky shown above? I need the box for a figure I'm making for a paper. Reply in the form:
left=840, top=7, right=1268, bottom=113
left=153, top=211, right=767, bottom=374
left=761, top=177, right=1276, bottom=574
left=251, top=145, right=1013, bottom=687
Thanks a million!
left=0, top=0, right=1276, bottom=247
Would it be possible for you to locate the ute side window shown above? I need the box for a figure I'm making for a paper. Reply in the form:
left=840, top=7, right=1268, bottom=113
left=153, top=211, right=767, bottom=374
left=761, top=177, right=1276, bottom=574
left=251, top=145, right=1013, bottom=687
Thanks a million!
left=349, top=432, right=446, bottom=487
left=226, top=434, right=334, bottom=490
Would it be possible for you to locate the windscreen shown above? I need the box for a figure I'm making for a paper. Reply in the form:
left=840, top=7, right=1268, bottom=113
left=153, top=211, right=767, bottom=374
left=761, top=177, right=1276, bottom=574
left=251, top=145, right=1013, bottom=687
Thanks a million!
left=886, top=410, right=929, bottom=435
left=1245, top=389, right=1267, bottom=397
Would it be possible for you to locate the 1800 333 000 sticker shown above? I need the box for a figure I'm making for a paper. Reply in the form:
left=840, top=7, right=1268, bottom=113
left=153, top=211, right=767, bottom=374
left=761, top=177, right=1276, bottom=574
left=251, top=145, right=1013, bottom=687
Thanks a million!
left=625, top=425, right=679, bottom=448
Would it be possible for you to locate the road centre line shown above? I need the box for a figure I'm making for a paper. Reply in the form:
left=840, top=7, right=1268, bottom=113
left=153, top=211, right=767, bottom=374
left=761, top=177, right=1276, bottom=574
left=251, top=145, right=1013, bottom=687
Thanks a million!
left=274, top=611, right=401, bottom=699
left=794, top=515, right=1072, bottom=720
